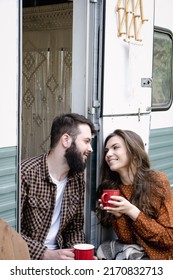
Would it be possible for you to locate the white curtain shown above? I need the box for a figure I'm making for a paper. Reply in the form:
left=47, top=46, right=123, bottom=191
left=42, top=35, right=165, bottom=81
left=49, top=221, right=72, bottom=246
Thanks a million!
left=22, top=3, right=72, bottom=159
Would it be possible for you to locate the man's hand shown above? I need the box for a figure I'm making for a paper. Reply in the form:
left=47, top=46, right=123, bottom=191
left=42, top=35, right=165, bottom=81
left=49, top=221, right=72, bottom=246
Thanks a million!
left=42, top=248, right=75, bottom=260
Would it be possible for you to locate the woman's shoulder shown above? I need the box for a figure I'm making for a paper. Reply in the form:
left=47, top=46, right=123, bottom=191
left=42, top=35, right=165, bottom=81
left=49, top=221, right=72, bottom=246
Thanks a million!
left=148, top=170, right=171, bottom=189
left=154, top=170, right=169, bottom=183
left=149, top=170, right=168, bottom=181
left=152, top=171, right=172, bottom=197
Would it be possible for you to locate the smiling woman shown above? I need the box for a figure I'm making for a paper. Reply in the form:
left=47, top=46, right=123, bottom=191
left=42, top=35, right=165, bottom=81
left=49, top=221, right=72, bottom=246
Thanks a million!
left=104, top=135, right=132, bottom=184
left=96, top=129, right=173, bottom=260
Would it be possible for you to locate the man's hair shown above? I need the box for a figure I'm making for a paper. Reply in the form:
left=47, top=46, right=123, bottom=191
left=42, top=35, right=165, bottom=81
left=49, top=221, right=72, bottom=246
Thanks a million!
left=50, top=113, right=95, bottom=150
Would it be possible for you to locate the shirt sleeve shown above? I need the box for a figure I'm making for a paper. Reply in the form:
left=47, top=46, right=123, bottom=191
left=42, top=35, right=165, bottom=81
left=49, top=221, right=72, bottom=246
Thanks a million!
left=20, top=169, right=47, bottom=260
left=20, top=233, right=47, bottom=260
left=62, top=177, right=85, bottom=247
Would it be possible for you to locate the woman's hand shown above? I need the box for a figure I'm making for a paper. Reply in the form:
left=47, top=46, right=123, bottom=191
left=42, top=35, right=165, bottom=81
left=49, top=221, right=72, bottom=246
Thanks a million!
left=98, top=199, right=122, bottom=218
left=98, top=199, right=104, bottom=209
left=104, top=196, right=140, bottom=221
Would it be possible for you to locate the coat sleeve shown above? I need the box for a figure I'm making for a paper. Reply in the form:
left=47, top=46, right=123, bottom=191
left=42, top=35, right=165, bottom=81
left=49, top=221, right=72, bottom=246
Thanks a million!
left=0, top=219, right=30, bottom=260
left=132, top=173, right=173, bottom=258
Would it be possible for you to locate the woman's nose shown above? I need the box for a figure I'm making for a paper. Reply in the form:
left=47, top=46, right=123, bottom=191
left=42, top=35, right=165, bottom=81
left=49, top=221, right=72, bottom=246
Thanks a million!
left=106, top=149, right=112, bottom=157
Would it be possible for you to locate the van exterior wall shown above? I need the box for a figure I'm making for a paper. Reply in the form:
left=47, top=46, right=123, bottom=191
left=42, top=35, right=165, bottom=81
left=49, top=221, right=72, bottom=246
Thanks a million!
left=149, top=0, right=173, bottom=186
left=0, top=0, right=20, bottom=230
left=0, top=0, right=19, bottom=148
left=0, top=147, right=18, bottom=228
left=149, top=127, right=173, bottom=186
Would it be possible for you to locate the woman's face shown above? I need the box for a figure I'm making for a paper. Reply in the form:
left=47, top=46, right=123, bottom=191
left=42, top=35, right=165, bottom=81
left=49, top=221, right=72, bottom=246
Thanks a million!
left=105, top=135, right=130, bottom=173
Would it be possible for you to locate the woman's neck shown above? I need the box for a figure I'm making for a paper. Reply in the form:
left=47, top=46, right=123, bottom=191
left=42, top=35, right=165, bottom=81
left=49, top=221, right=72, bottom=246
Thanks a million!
left=119, top=167, right=136, bottom=185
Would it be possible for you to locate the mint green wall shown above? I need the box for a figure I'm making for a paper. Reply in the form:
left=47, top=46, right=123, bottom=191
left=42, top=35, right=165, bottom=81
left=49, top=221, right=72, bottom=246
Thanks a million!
left=149, top=127, right=173, bottom=186
left=0, top=146, right=18, bottom=228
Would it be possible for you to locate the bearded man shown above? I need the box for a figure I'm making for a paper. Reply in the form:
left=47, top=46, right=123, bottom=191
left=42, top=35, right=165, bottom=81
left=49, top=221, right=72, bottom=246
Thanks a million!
left=21, top=113, right=95, bottom=260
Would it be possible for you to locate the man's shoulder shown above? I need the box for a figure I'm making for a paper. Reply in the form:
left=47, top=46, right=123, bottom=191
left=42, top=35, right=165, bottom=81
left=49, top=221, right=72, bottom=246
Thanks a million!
left=21, top=154, right=46, bottom=172
left=70, top=171, right=85, bottom=181
left=68, top=172, right=85, bottom=192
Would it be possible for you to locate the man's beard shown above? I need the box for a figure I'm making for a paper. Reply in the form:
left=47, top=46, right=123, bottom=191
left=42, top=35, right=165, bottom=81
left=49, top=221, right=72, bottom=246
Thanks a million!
left=65, top=141, right=87, bottom=173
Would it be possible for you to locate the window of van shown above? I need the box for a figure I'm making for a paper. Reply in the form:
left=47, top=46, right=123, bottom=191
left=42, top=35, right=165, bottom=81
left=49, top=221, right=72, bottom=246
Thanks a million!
left=152, top=28, right=173, bottom=110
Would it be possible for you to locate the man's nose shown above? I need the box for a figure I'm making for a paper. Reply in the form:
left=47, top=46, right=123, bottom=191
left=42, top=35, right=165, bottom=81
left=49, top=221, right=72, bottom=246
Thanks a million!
left=88, top=143, right=93, bottom=153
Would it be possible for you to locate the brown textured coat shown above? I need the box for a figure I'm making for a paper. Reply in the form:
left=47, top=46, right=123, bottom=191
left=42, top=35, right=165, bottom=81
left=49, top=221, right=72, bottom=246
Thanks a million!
left=0, top=219, right=30, bottom=260
left=112, top=172, right=173, bottom=259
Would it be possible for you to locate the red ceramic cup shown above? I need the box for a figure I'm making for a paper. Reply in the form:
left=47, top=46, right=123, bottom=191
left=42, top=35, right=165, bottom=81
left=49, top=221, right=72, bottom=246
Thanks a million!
left=101, top=189, right=120, bottom=207
left=74, top=244, right=94, bottom=260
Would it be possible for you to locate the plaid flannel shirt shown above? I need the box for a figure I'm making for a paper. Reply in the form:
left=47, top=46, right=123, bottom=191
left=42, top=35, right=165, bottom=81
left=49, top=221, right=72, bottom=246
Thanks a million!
left=21, top=153, right=85, bottom=260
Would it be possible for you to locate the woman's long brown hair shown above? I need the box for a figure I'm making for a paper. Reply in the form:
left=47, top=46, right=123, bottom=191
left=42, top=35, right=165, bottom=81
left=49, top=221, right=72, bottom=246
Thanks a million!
left=96, top=129, right=166, bottom=226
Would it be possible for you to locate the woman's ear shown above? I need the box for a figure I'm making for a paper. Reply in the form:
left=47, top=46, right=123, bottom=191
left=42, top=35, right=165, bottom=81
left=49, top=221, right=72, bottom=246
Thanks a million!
left=61, top=133, right=72, bottom=148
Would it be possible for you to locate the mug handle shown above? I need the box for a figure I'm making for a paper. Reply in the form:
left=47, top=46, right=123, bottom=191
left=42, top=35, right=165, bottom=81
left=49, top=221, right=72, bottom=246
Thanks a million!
left=101, top=192, right=108, bottom=203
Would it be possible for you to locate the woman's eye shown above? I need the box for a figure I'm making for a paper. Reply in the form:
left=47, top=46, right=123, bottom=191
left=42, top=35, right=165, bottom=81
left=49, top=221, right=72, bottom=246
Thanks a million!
left=113, top=145, right=119, bottom=150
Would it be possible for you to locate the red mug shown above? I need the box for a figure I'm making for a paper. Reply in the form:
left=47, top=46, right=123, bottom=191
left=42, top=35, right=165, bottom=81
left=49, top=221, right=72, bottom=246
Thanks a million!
left=74, top=243, right=94, bottom=260
left=101, top=189, right=120, bottom=207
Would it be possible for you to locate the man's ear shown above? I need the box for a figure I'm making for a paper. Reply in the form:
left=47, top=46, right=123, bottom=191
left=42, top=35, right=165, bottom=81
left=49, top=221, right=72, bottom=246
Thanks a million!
left=61, top=133, right=72, bottom=148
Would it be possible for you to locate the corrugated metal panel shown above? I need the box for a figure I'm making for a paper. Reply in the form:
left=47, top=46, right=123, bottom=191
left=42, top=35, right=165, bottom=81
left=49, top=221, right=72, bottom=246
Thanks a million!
left=0, top=146, right=17, bottom=228
left=149, top=127, right=173, bottom=186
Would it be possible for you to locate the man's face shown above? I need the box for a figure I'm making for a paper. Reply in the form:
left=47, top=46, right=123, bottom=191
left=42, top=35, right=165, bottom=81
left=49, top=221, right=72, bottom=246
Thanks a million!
left=65, top=124, right=93, bottom=173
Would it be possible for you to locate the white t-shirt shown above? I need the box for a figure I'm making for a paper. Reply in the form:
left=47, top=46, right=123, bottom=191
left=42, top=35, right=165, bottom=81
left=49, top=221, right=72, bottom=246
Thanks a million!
left=44, top=175, right=67, bottom=249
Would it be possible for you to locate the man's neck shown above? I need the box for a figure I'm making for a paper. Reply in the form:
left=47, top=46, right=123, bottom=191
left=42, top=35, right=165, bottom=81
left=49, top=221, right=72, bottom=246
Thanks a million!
left=47, top=151, right=69, bottom=181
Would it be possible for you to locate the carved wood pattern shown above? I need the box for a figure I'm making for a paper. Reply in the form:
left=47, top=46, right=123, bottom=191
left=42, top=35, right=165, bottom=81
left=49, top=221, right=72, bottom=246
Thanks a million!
left=116, top=0, right=148, bottom=42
